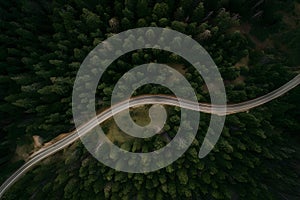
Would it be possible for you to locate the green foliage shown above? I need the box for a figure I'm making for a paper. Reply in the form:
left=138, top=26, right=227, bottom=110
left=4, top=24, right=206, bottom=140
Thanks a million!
left=191, top=2, right=205, bottom=23
left=153, top=2, right=169, bottom=19
left=0, top=0, right=299, bottom=200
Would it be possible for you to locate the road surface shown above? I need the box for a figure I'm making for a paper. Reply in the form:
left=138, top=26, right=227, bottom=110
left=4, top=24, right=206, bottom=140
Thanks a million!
left=0, top=74, right=299, bottom=198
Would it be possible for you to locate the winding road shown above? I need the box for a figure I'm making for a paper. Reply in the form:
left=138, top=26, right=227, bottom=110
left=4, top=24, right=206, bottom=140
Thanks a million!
left=0, top=74, right=299, bottom=198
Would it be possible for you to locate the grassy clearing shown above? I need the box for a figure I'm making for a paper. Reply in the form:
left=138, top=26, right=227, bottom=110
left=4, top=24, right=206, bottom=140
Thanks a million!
left=167, top=63, right=187, bottom=75
left=104, top=105, right=152, bottom=144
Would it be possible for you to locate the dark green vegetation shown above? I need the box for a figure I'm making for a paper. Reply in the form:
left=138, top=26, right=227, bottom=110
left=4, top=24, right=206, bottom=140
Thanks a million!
left=0, top=0, right=299, bottom=199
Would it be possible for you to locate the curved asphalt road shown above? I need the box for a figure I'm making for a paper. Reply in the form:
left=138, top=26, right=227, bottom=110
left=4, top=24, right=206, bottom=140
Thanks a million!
left=0, top=74, right=299, bottom=198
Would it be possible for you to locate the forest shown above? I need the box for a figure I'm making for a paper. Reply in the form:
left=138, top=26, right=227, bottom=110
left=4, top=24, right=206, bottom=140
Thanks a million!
left=0, top=0, right=300, bottom=199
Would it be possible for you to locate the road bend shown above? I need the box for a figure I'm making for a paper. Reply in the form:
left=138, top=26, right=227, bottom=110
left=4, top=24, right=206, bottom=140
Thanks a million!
left=0, top=74, right=299, bottom=198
